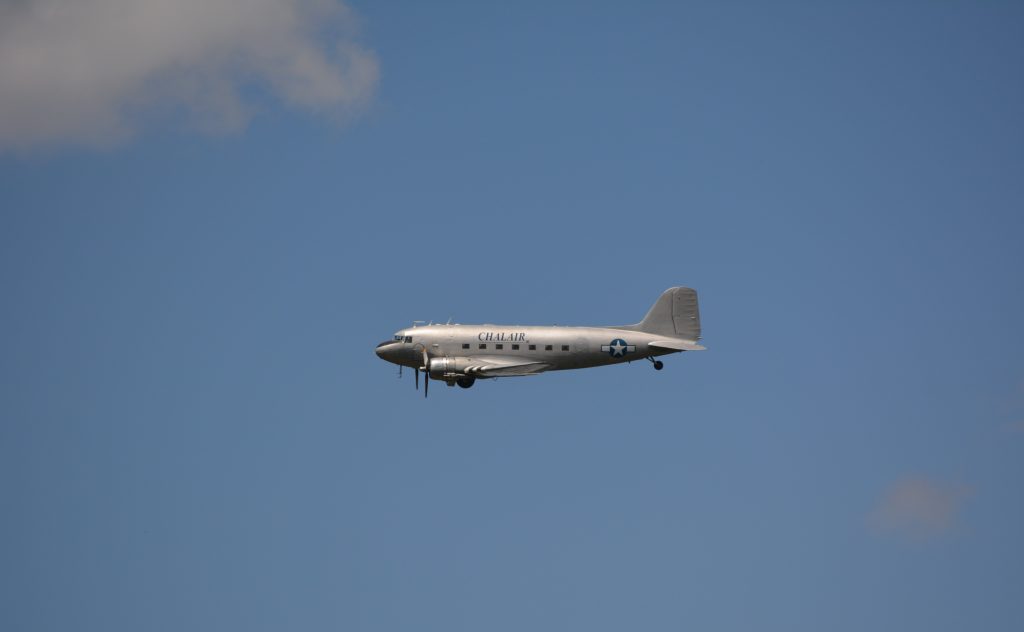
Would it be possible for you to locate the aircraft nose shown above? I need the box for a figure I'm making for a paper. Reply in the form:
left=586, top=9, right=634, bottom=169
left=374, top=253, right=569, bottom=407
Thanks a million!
left=375, top=340, right=395, bottom=361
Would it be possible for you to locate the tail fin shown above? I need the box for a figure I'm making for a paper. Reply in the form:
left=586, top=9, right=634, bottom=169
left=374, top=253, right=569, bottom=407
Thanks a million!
left=624, top=287, right=701, bottom=341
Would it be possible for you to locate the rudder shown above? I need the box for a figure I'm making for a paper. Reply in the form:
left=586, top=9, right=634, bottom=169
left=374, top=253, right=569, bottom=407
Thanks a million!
left=629, top=287, right=701, bottom=341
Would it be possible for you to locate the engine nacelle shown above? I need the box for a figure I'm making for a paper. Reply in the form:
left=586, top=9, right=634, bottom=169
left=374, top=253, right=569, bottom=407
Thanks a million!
left=427, top=356, right=455, bottom=379
left=427, top=356, right=475, bottom=379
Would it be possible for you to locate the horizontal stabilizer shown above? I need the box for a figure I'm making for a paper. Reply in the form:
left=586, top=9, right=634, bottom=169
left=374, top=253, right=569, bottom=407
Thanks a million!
left=649, top=340, right=706, bottom=352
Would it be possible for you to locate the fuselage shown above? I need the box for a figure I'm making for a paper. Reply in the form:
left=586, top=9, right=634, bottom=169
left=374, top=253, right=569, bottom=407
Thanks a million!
left=376, top=287, right=703, bottom=393
left=375, top=323, right=678, bottom=374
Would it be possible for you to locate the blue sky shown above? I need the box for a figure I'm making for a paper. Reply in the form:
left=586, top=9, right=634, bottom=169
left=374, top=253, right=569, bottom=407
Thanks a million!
left=2, top=1, right=1023, bottom=630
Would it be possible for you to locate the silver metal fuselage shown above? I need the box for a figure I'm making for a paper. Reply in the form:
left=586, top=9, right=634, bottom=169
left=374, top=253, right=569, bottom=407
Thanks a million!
left=375, top=324, right=677, bottom=375
left=376, top=287, right=703, bottom=390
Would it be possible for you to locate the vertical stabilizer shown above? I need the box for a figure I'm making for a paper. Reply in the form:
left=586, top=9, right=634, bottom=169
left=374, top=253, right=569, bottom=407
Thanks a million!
left=623, top=287, right=701, bottom=341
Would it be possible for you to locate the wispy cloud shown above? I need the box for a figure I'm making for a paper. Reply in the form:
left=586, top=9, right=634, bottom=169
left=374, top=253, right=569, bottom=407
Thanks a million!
left=868, top=477, right=971, bottom=539
left=0, top=0, right=378, bottom=150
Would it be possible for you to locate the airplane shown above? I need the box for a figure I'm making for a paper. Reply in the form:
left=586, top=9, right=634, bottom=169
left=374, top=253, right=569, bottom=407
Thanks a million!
left=374, top=286, right=705, bottom=397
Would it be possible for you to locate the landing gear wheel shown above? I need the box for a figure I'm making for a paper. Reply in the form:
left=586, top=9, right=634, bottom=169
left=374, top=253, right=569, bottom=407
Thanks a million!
left=653, top=360, right=664, bottom=371
left=456, top=377, right=476, bottom=389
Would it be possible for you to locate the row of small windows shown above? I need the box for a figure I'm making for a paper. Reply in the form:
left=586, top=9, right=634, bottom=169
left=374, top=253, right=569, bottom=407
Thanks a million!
left=462, top=343, right=570, bottom=351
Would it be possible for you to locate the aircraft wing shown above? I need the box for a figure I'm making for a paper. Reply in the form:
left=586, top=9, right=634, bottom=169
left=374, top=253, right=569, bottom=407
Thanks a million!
left=649, top=339, right=706, bottom=352
left=464, top=356, right=554, bottom=377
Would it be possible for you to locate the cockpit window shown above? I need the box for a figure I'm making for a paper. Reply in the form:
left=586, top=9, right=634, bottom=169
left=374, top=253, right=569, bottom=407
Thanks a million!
left=405, top=336, right=413, bottom=343
left=393, top=335, right=403, bottom=341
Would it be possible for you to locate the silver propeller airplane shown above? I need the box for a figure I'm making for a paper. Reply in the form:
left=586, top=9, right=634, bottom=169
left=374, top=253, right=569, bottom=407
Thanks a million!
left=375, top=286, right=705, bottom=397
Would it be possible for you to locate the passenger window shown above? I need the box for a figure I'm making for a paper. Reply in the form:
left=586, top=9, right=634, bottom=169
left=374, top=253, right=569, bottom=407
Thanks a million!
left=496, top=344, right=503, bottom=350
left=545, top=345, right=553, bottom=351
left=512, top=344, right=519, bottom=350
left=479, top=343, right=487, bottom=349
left=529, top=344, right=536, bottom=350
left=462, top=343, right=470, bottom=349
left=561, top=345, right=570, bottom=351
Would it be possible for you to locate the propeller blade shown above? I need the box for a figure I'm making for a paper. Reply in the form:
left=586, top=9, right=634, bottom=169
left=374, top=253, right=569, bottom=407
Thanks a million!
left=420, top=348, right=431, bottom=399
left=415, top=368, right=419, bottom=390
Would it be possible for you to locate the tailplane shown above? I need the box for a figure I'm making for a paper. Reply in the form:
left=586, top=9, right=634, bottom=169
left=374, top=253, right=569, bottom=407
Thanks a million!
left=619, top=287, right=702, bottom=342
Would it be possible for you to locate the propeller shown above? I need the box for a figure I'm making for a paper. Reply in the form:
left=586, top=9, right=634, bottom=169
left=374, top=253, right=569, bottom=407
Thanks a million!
left=415, top=367, right=419, bottom=390
left=422, top=348, right=430, bottom=398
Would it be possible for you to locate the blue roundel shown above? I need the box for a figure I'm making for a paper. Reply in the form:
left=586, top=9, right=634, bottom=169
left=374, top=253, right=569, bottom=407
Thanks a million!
left=602, top=338, right=634, bottom=358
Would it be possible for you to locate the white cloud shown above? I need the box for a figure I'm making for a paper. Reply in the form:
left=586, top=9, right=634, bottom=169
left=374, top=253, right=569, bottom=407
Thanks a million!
left=0, top=0, right=378, bottom=150
left=868, top=477, right=971, bottom=539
